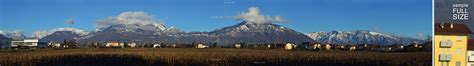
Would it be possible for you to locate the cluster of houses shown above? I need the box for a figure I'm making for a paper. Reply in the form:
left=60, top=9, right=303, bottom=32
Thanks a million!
left=90, top=41, right=137, bottom=48
left=0, top=38, right=430, bottom=52
left=229, top=41, right=428, bottom=52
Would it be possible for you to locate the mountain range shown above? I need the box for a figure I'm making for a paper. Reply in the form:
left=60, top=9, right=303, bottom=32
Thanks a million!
left=1, top=21, right=419, bottom=46
left=207, top=22, right=314, bottom=45
left=0, top=7, right=425, bottom=47
left=0, top=35, right=13, bottom=48
left=305, top=30, right=422, bottom=45
left=35, top=21, right=314, bottom=46
left=0, top=30, right=25, bottom=40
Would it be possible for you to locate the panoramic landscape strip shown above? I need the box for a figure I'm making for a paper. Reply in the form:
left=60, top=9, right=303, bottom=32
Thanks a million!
left=0, top=0, right=432, bottom=66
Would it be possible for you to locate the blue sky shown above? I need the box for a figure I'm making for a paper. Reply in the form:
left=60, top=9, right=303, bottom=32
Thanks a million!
left=0, top=0, right=432, bottom=38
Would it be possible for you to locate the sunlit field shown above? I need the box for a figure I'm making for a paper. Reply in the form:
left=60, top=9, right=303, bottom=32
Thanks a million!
left=0, top=48, right=430, bottom=66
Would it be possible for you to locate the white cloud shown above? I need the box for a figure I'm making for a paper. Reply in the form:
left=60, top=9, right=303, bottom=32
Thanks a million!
left=33, top=27, right=89, bottom=38
left=64, top=19, right=75, bottom=24
left=232, top=7, right=287, bottom=24
left=224, top=1, right=235, bottom=4
left=273, top=16, right=287, bottom=22
left=96, top=11, right=165, bottom=29
left=32, top=31, right=48, bottom=38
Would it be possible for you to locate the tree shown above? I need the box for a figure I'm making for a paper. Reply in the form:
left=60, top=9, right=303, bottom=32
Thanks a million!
left=123, top=41, right=128, bottom=48
left=62, top=39, right=78, bottom=48
left=62, top=39, right=67, bottom=48
left=67, top=40, right=78, bottom=48
left=213, top=42, right=218, bottom=48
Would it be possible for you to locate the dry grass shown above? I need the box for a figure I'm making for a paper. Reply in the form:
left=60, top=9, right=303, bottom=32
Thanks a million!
left=0, top=48, right=431, bottom=66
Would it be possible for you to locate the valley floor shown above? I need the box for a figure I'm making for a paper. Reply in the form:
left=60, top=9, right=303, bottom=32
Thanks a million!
left=0, top=48, right=431, bottom=66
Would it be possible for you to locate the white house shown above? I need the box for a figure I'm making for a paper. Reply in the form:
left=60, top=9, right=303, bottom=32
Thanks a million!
left=234, top=43, right=241, bottom=49
left=312, top=43, right=322, bottom=50
left=106, top=41, right=121, bottom=48
left=284, top=43, right=294, bottom=50
left=170, top=44, right=177, bottom=48
left=153, top=44, right=161, bottom=48
left=267, top=44, right=271, bottom=49
left=349, top=45, right=356, bottom=51
left=325, top=43, right=332, bottom=51
left=128, top=43, right=137, bottom=48
left=47, top=42, right=62, bottom=48
left=195, top=43, right=208, bottom=49
left=11, top=39, right=43, bottom=49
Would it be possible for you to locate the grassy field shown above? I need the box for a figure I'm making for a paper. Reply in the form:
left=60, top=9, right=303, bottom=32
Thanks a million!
left=0, top=48, right=431, bottom=66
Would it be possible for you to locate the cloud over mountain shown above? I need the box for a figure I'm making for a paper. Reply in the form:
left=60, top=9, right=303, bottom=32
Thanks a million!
left=232, top=7, right=287, bottom=24
left=96, top=11, right=167, bottom=30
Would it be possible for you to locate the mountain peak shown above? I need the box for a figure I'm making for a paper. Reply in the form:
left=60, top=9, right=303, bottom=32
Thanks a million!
left=211, top=21, right=290, bottom=34
left=96, top=23, right=181, bottom=33
left=0, top=30, right=25, bottom=40
left=33, top=27, right=89, bottom=39
left=207, top=21, right=314, bottom=45
left=39, top=30, right=85, bottom=42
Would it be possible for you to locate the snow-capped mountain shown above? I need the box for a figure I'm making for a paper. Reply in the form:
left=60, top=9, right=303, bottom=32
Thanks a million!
left=0, top=35, right=12, bottom=40
left=94, top=11, right=182, bottom=34
left=0, top=30, right=25, bottom=40
left=35, top=27, right=89, bottom=42
left=39, top=31, right=85, bottom=42
left=79, top=23, right=182, bottom=43
left=38, top=9, right=315, bottom=45
left=34, top=27, right=89, bottom=38
left=74, top=21, right=315, bottom=46
left=208, top=22, right=315, bottom=45
left=94, top=23, right=181, bottom=34
left=306, top=30, right=422, bottom=45
left=0, top=35, right=13, bottom=48
left=38, top=23, right=421, bottom=46
left=35, top=9, right=419, bottom=46
left=0, top=35, right=13, bottom=42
